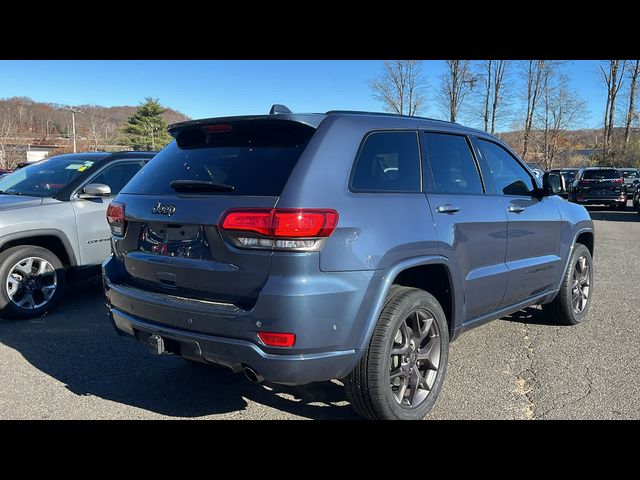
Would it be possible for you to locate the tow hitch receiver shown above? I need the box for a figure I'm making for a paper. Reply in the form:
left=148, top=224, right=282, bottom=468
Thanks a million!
left=145, top=334, right=165, bottom=355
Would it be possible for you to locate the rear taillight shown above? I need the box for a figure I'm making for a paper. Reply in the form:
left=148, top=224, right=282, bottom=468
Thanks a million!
left=220, top=208, right=338, bottom=251
left=106, top=202, right=126, bottom=236
left=612, top=178, right=624, bottom=183
left=258, top=331, right=296, bottom=347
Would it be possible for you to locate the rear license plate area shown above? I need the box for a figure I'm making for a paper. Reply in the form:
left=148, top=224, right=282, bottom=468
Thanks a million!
left=138, top=222, right=213, bottom=260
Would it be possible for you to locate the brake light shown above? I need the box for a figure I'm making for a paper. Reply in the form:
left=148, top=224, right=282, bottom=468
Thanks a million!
left=203, top=124, right=232, bottom=133
left=258, top=332, right=296, bottom=347
left=273, top=211, right=338, bottom=237
left=220, top=208, right=338, bottom=251
left=612, top=178, right=624, bottom=183
left=221, top=209, right=338, bottom=237
left=106, top=202, right=125, bottom=236
left=221, top=210, right=273, bottom=236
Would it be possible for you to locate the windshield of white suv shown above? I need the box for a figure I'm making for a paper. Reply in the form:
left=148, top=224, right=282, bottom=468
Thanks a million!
left=0, top=156, right=100, bottom=197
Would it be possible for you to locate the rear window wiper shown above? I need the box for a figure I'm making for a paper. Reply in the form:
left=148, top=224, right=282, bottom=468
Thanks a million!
left=0, top=190, right=21, bottom=195
left=169, top=180, right=235, bottom=192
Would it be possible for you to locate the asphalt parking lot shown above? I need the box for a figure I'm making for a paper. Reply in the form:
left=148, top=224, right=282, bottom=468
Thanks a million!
left=0, top=205, right=638, bottom=420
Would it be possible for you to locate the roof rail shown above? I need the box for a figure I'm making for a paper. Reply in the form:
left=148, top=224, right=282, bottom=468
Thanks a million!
left=324, top=110, right=457, bottom=124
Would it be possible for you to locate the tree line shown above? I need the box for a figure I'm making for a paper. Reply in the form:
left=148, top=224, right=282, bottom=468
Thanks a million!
left=371, top=60, right=640, bottom=169
left=0, top=97, right=184, bottom=168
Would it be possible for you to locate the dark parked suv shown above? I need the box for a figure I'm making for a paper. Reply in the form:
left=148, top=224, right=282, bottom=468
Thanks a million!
left=102, top=107, right=595, bottom=420
left=568, top=166, right=627, bottom=209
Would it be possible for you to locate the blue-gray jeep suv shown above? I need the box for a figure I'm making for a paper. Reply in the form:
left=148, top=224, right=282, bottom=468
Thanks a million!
left=102, top=106, right=594, bottom=420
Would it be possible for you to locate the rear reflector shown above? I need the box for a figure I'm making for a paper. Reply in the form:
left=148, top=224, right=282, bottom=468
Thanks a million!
left=258, top=332, right=296, bottom=347
left=106, top=202, right=126, bottom=236
left=221, top=209, right=338, bottom=238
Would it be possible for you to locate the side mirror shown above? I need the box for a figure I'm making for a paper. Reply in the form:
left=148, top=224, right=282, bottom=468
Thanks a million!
left=81, top=183, right=111, bottom=198
left=542, top=172, right=562, bottom=196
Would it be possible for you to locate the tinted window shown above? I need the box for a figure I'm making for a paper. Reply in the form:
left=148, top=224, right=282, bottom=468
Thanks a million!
left=122, top=120, right=315, bottom=196
left=582, top=169, right=620, bottom=180
left=351, top=131, right=420, bottom=192
left=89, top=161, right=145, bottom=195
left=477, top=139, right=534, bottom=196
left=423, top=132, right=483, bottom=194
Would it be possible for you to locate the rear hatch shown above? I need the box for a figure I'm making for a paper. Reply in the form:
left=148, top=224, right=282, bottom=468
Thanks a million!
left=110, top=119, right=317, bottom=309
left=576, top=169, right=624, bottom=199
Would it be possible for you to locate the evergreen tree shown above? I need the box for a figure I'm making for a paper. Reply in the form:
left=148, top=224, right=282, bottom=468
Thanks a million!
left=120, top=97, right=172, bottom=150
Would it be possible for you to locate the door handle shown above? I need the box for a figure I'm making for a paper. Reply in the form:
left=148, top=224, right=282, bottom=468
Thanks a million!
left=436, top=204, right=461, bottom=214
left=508, top=205, right=525, bottom=213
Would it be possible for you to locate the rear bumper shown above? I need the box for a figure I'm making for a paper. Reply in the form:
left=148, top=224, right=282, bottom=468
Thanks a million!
left=102, top=254, right=373, bottom=385
left=108, top=307, right=356, bottom=385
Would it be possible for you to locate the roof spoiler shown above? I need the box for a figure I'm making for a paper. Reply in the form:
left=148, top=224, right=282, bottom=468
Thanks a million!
left=269, top=104, right=292, bottom=115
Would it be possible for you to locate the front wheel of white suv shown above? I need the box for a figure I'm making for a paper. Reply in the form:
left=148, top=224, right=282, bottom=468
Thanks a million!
left=0, top=245, right=66, bottom=319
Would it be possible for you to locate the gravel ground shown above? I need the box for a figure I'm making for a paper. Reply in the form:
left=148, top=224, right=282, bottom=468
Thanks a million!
left=0, top=206, right=638, bottom=420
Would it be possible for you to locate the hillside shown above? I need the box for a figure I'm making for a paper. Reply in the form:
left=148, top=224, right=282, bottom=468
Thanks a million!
left=0, top=96, right=190, bottom=139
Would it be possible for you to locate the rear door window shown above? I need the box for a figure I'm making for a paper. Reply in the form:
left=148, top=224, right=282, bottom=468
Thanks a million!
left=122, top=120, right=316, bottom=196
left=350, top=131, right=421, bottom=192
left=88, top=161, right=146, bottom=196
left=422, top=132, right=484, bottom=194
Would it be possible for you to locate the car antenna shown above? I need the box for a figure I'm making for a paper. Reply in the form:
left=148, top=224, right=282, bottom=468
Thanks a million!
left=269, top=104, right=292, bottom=115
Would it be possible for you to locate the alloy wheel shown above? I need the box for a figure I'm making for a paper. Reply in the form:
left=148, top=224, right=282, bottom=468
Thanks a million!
left=571, top=254, right=591, bottom=314
left=6, top=257, right=58, bottom=310
left=389, top=308, right=441, bottom=408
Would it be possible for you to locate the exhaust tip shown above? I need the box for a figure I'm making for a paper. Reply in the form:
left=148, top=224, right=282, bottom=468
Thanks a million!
left=243, top=366, right=264, bottom=384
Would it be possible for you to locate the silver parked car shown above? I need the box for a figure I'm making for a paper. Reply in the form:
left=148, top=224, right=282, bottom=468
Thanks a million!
left=0, top=151, right=155, bottom=318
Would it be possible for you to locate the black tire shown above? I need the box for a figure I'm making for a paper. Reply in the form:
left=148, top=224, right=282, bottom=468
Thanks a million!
left=0, top=245, right=66, bottom=319
left=345, top=286, right=449, bottom=420
left=542, top=243, right=592, bottom=326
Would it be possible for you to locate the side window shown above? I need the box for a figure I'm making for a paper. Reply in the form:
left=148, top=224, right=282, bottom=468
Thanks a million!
left=88, top=161, right=145, bottom=196
left=422, top=132, right=483, bottom=194
left=351, top=131, right=420, bottom=192
left=477, top=139, right=535, bottom=196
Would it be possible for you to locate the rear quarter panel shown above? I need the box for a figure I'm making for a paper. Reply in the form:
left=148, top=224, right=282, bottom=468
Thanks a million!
left=278, top=115, right=439, bottom=272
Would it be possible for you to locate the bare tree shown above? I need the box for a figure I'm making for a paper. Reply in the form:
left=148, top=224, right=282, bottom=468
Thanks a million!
left=371, top=60, right=425, bottom=116
left=0, top=106, right=26, bottom=169
left=538, top=74, right=586, bottom=170
left=86, top=113, right=107, bottom=151
left=490, top=60, right=510, bottom=134
left=521, top=60, right=553, bottom=161
left=438, top=60, right=476, bottom=122
left=600, top=60, right=626, bottom=161
left=623, top=60, right=639, bottom=150
left=481, top=60, right=493, bottom=132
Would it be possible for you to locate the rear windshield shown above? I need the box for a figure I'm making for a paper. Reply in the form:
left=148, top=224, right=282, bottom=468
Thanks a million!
left=122, top=120, right=316, bottom=196
left=582, top=169, right=620, bottom=180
